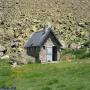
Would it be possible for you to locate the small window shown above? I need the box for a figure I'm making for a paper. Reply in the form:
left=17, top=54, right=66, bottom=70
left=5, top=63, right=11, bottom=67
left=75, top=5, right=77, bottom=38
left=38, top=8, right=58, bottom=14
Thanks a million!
left=43, top=46, right=45, bottom=49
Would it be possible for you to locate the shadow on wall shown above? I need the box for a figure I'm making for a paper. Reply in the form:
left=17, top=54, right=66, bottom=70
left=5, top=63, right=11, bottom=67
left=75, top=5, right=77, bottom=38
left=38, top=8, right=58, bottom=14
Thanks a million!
left=27, top=47, right=40, bottom=63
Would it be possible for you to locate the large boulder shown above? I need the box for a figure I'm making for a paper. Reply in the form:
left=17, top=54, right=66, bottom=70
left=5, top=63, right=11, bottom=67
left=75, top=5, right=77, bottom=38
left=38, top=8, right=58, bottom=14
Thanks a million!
left=0, top=45, right=6, bottom=52
left=0, top=52, right=3, bottom=57
left=0, top=55, right=9, bottom=60
left=70, top=43, right=81, bottom=49
left=0, top=45, right=6, bottom=57
left=60, top=40, right=68, bottom=48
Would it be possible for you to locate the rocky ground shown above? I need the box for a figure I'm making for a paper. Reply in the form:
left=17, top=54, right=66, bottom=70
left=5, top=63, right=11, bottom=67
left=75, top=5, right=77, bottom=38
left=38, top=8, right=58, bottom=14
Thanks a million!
left=0, top=0, right=90, bottom=63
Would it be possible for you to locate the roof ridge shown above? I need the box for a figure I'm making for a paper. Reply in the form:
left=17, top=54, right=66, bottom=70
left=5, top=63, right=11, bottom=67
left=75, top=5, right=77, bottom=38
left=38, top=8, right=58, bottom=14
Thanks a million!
left=34, top=29, right=44, bottom=33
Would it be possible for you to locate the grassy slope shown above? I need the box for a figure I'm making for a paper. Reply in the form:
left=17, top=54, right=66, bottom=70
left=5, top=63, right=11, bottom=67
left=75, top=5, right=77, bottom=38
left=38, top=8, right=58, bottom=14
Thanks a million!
left=0, top=59, right=90, bottom=90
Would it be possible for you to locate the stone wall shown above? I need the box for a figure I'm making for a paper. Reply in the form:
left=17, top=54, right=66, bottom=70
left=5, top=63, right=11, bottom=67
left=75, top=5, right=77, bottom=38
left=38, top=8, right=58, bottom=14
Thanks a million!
left=39, top=46, right=47, bottom=63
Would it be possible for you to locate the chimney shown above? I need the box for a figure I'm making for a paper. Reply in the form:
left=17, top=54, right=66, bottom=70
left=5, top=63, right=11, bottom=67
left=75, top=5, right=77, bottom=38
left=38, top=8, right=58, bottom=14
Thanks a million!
left=44, top=25, right=49, bottom=33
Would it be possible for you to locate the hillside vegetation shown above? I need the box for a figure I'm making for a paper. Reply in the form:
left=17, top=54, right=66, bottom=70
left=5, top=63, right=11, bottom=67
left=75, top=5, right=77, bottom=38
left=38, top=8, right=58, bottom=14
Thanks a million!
left=0, top=0, right=90, bottom=62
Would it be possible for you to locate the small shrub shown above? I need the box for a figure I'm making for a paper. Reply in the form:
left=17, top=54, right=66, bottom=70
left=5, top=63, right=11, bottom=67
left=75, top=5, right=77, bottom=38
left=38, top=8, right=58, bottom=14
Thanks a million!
left=42, top=86, right=52, bottom=90
left=61, top=48, right=90, bottom=60
left=48, top=79, right=59, bottom=85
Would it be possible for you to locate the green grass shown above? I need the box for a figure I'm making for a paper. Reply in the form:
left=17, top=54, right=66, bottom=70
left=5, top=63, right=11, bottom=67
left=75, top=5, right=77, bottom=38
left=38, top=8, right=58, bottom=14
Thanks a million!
left=0, top=60, right=12, bottom=87
left=0, top=59, right=90, bottom=90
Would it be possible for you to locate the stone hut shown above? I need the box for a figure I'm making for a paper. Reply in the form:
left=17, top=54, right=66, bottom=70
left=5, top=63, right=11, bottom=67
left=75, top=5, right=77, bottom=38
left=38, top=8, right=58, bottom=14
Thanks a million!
left=24, top=27, right=62, bottom=63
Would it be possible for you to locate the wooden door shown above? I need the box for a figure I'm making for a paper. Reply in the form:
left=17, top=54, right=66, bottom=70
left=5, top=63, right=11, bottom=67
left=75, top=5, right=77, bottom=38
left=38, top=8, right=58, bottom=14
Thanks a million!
left=46, top=46, right=53, bottom=62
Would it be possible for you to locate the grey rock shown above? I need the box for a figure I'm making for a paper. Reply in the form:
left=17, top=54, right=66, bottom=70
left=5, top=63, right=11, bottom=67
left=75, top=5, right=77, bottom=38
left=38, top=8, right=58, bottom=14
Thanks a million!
left=0, top=45, right=6, bottom=52
left=1, top=55, right=9, bottom=59
left=0, top=52, right=4, bottom=57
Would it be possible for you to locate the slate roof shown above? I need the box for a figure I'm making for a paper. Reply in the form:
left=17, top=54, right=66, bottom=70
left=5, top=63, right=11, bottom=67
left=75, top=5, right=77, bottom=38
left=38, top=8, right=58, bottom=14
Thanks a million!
left=24, top=27, right=61, bottom=48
